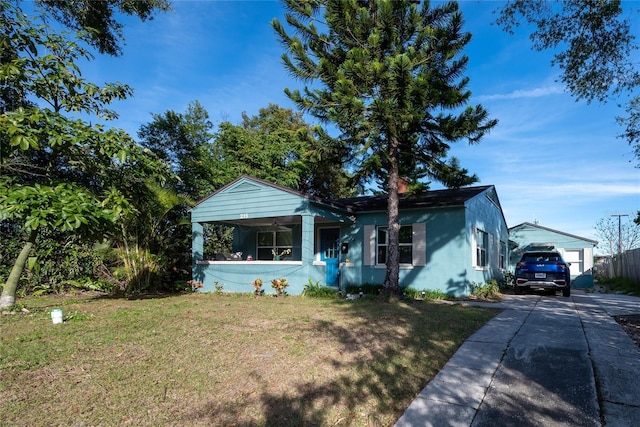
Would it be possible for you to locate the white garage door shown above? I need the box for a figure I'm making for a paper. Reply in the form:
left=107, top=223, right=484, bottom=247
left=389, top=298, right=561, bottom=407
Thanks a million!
left=563, top=249, right=584, bottom=276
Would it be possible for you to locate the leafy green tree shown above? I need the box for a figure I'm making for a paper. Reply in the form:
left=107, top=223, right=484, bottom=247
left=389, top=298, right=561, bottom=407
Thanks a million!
left=136, top=101, right=220, bottom=290
left=273, top=0, right=496, bottom=294
left=38, top=0, right=171, bottom=56
left=0, top=1, right=167, bottom=307
left=138, top=100, right=216, bottom=200
left=213, top=103, right=354, bottom=199
left=495, top=0, right=640, bottom=164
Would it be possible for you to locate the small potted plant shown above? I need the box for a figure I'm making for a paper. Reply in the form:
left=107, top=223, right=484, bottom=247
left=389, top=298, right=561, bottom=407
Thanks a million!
left=271, top=248, right=291, bottom=261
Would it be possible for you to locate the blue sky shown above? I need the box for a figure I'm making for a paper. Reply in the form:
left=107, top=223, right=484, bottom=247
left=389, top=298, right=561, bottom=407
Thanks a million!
left=74, top=0, right=639, bottom=250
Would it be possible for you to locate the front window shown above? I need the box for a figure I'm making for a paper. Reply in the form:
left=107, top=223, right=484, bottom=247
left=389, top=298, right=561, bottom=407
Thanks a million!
left=476, top=228, right=488, bottom=267
left=257, top=229, right=293, bottom=260
left=377, top=225, right=413, bottom=265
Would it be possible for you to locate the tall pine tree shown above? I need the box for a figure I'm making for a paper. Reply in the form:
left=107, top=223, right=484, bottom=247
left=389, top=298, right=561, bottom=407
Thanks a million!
left=273, top=0, right=497, bottom=294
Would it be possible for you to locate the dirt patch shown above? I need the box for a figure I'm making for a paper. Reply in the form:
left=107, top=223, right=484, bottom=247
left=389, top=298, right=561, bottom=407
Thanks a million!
left=614, top=314, right=640, bottom=348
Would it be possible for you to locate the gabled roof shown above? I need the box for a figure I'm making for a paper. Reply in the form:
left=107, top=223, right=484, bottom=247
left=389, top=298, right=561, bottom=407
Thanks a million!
left=192, top=175, right=496, bottom=216
left=509, top=222, right=598, bottom=245
left=333, top=185, right=494, bottom=211
left=190, top=174, right=352, bottom=213
left=191, top=174, right=307, bottom=210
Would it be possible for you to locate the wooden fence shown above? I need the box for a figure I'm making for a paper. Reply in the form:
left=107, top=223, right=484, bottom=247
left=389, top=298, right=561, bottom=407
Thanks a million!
left=594, top=247, right=640, bottom=283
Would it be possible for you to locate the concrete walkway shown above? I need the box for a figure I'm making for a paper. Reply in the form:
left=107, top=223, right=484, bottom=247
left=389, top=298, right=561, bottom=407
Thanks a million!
left=395, top=290, right=640, bottom=427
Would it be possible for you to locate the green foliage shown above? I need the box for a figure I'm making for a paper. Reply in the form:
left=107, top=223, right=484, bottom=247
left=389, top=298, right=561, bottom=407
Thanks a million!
left=596, top=276, right=640, bottom=295
left=501, top=271, right=515, bottom=288
left=496, top=0, right=637, bottom=103
left=214, top=281, right=224, bottom=295
left=211, top=104, right=355, bottom=199
left=38, top=0, right=171, bottom=56
left=63, top=310, right=95, bottom=322
left=273, top=1, right=497, bottom=188
left=203, top=224, right=234, bottom=258
left=109, top=181, right=190, bottom=295
left=404, top=287, right=448, bottom=300
left=112, top=245, right=162, bottom=294
left=469, top=280, right=501, bottom=299
left=302, top=279, right=338, bottom=298
left=0, top=1, right=173, bottom=306
left=495, top=0, right=640, bottom=164
left=138, top=101, right=216, bottom=200
left=0, top=301, right=28, bottom=313
left=9, top=232, right=115, bottom=295
left=0, top=179, right=126, bottom=234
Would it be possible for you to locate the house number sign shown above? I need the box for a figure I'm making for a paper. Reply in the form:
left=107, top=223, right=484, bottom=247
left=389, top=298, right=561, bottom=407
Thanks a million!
left=240, top=213, right=249, bottom=219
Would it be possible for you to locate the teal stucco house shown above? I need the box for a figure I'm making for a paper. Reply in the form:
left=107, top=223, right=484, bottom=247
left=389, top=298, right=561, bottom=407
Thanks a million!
left=509, top=222, right=598, bottom=288
left=191, top=175, right=510, bottom=296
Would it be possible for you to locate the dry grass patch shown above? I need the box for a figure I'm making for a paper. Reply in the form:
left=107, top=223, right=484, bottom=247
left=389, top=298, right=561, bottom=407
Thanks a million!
left=1, top=293, right=498, bottom=426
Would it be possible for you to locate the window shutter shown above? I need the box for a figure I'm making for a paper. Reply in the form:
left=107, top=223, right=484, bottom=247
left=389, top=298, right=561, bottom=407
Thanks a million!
left=363, top=225, right=375, bottom=266
left=412, top=222, right=426, bottom=266
left=472, top=226, right=477, bottom=266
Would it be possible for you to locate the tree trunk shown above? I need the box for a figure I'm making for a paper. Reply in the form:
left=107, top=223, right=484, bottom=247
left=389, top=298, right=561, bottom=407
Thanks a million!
left=383, top=136, right=401, bottom=295
left=0, top=229, right=37, bottom=308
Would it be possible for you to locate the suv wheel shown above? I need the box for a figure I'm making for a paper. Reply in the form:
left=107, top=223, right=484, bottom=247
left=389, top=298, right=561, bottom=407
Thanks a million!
left=563, top=287, right=571, bottom=297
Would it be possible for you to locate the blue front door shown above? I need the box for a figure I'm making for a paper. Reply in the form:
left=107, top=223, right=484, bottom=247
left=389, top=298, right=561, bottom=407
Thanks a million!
left=320, top=228, right=340, bottom=286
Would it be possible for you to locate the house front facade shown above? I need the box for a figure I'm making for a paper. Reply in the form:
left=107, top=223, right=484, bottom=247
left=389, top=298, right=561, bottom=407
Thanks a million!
left=191, top=175, right=509, bottom=296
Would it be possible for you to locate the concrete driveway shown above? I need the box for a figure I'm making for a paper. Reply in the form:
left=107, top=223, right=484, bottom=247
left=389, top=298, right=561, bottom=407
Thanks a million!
left=395, top=290, right=640, bottom=427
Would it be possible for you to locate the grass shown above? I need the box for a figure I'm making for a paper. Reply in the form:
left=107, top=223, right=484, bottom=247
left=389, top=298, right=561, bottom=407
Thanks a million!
left=594, top=276, right=640, bottom=295
left=1, top=293, right=499, bottom=426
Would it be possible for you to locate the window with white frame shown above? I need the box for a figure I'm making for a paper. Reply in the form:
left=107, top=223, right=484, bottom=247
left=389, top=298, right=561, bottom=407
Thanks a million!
left=257, top=229, right=293, bottom=260
left=499, top=240, right=507, bottom=269
left=377, top=225, right=413, bottom=265
left=475, top=228, right=488, bottom=268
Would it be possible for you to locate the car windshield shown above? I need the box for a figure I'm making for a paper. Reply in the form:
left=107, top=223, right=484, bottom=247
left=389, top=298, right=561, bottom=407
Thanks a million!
left=522, top=252, right=562, bottom=263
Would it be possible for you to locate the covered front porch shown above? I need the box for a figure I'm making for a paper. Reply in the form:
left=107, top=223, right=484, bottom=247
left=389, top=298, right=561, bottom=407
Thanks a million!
left=190, top=176, right=354, bottom=295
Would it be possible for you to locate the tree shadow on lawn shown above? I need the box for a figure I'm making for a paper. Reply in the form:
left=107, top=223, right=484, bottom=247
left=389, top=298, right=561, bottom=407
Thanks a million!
left=182, top=297, right=499, bottom=426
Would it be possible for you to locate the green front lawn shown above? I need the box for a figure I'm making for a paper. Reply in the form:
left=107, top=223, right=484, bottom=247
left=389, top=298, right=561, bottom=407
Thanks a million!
left=1, top=293, right=498, bottom=426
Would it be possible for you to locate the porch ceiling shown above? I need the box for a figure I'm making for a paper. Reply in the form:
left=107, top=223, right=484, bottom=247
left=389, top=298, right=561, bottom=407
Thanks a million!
left=214, top=215, right=340, bottom=228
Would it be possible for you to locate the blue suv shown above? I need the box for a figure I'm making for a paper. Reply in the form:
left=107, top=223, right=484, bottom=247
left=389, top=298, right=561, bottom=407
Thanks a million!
left=514, top=251, right=571, bottom=297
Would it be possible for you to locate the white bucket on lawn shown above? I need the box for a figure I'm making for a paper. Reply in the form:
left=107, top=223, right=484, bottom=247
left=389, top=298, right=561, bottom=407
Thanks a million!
left=51, top=309, right=63, bottom=324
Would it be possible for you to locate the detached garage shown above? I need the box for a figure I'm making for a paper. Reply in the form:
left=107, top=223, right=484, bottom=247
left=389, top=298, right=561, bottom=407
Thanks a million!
left=509, top=222, right=598, bottom=288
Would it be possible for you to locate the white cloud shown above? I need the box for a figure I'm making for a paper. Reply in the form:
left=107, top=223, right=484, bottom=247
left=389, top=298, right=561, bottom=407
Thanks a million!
left=478, top=85, right=566, bottom=101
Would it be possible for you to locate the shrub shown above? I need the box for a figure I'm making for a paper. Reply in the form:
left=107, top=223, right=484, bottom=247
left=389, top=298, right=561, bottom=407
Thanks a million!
left=501, top=271, right=515, bottom=288
left=469, top=280, right=501, bottom=299
left=214, top=281, right=224, bottom=295
left=404, top=287, right=448, bottom=300
left=252, top=278, right=263, bottom=296
left=302, top=279, right=338, bottom=298
left=187, top=280, right=203, bottom=292
left=596, top=276, right=640, bottom=295
left=271, top=278, right=289, bottom=296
